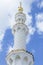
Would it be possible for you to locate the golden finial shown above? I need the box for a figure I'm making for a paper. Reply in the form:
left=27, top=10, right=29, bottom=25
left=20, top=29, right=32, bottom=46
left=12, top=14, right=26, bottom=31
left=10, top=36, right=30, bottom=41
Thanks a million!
left=18, top=2, right=23, bottom=12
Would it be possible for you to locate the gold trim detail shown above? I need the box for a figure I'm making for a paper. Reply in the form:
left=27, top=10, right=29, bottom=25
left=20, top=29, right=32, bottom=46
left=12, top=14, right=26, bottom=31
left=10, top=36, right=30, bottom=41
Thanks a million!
left=6, top=49, right=26, bottom=56
left=18, top=2, right=23, bottom=12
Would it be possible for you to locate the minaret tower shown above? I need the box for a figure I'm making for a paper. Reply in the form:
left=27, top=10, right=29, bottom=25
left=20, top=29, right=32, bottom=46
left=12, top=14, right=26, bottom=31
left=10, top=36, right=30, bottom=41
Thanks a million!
left=6, top=2, right=34, bottom=65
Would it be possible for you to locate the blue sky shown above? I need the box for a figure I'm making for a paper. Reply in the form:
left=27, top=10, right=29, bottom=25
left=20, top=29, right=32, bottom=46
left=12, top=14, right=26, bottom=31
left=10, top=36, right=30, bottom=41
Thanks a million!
left=0, top=0, right=43, bottom=65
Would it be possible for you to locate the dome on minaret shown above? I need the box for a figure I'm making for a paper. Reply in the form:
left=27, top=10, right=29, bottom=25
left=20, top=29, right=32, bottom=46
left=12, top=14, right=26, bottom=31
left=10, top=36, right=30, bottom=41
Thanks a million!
left=15, top=2, right=26, bottom=24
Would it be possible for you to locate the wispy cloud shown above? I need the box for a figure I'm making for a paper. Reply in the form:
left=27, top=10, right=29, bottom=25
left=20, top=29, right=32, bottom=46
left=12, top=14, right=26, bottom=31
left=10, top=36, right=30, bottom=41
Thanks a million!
left=0, top=32, right=5, bottom=52
left=26, top=26, right=35, bottom=44
left=29, top=26, right=35, bottom=35
left=0, top=31, right=4, bottom=41
left=37, top=1, right=43, bottom=8
left=0, top=42, right=2, bottom=52
left=36, top=13, right=43, bottom=34
left=25, top=15, right=32, bottom=26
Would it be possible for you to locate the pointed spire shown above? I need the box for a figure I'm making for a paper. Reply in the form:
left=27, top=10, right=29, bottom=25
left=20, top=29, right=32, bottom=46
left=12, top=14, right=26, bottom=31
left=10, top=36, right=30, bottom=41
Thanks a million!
left=18, top=2, right=23, bottom=12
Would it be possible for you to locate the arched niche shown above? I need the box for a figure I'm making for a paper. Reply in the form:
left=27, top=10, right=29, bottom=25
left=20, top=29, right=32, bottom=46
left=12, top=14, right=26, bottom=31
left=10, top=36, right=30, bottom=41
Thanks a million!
left=9, top=58, right=13, bottom=65
left=15, top=55, right=21, bottom=65
left=23, top=56, right=28, bottom=65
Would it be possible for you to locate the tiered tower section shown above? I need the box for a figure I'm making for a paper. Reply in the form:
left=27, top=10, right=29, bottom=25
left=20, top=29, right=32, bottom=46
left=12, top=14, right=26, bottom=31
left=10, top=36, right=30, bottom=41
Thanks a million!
left=12, top=2, right=28, bottom=50
left=6, top=2, right=34, bottom=65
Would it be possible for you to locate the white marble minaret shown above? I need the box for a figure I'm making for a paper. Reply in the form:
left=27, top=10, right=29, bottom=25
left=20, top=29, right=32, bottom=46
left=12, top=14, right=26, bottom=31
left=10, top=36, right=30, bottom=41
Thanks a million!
left=6, top=2, right=34, bottom=65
